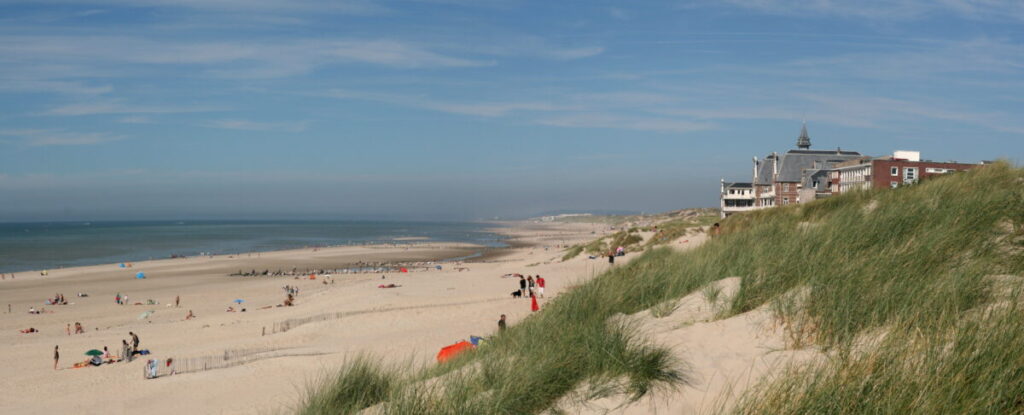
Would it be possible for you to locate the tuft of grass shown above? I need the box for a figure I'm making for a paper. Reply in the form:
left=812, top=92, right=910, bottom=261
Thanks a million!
left=651, top=299, right=681, bottom=318
left=298, top=354, right=401, bottom=415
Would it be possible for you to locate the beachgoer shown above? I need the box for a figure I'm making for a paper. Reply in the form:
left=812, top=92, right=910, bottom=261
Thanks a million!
left=185, top=310, right=194, bottom=320
left=74, top=322, right=84, bottom=334
left=54, top=345, right=59, bottom=370
left=498, top=314, right=507, bottom=331
left=175, top=295, right=180, bottom=308
left=608, top=252, right=615, bottom=264
left=115, top=293, right=121, bottom=305
left=518, top=275, right=526, bottom=297
left=536, top=275, right=545, bottom=298
left=527, top=276, right=535, bottom=297
left=104, top=346, right=110, bottom=358
left=711, top=223, right=721, bottom=237
left=121, top=340, right=130, bottom=363
left=66, top=323, right=70, bottom=336
left=130, top=331, right=140, bottom=350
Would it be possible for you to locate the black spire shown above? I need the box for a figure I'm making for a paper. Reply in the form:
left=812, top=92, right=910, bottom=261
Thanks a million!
left=796, top=122, right=811, bottom=149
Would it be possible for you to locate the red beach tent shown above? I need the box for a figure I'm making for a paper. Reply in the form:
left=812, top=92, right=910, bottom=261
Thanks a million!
left=436, top=341, right=474, bottom=363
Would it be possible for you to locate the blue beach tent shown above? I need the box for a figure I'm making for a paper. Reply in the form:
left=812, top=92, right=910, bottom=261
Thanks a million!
left=136, top=272, right=146, bottom=279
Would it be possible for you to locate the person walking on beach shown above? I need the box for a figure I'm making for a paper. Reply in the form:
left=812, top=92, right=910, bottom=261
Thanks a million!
left=498, top=314, right=507, bottom=331
left=115, top=293, right=121, bottom=305
left=527, top=276, right=536, bottom=297
left=536, top=275, right=545, bottom=298
left=66, top=323, right=70, bottom=336
left=130, top=332, right=140, bottom=350
left=175, top=295, right=180, bottom=308
left=53, top=345, right=59, bottom=370
left=518, top=275, right=527, bottom=298
left=122, top=339, right=130, bottom=363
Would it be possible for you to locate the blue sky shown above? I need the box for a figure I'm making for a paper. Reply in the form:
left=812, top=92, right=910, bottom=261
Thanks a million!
left=1, top=0, right=1022, bottom=221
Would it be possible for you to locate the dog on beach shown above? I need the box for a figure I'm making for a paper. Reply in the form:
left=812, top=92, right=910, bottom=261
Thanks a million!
left=511, top=290, right=522, bottom=299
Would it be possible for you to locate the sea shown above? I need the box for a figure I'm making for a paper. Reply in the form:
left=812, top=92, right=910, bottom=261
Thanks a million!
left=0, top=220, right=506, bottom=274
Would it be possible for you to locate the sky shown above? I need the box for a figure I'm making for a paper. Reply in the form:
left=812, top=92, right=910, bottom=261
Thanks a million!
left=1, top=0, right=1022, bottom=221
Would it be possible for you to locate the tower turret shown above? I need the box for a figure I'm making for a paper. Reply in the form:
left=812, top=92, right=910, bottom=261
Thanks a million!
left=796, top=122, right=811, bottom=149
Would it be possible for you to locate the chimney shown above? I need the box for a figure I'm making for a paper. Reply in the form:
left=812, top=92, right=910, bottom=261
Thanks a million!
left=752, top=156, right=759, bottom=183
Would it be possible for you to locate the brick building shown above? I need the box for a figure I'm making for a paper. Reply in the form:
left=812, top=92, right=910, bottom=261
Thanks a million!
left=831, top=151, right=981, bottom=194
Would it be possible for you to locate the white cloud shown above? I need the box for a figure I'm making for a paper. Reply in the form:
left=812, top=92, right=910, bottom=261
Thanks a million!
left=208, top=119, right=308, bottom=132
left=327, top=89, right=572, bottom=117
left=0, top=80, right=112, bottom=95
left=714, top=0, right=1024, bottom=21
left=118, top=116, right=152, bottom=124
left=0, top=0, right=383, bottom=15
left=0, top=36, right=494, bottom=80
left=538, top=113, right=714, bottom=133
left=0, top=129, right=126, bottom=146
left=45, top=100, right=220, bottom=116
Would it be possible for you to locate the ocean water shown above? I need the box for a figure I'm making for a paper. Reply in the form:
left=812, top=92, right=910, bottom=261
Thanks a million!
left=0, top=220, right=505, bottom=273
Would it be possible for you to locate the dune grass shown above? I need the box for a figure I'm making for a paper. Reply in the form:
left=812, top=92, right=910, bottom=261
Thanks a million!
left=300, top=163, right=1024, bottom=414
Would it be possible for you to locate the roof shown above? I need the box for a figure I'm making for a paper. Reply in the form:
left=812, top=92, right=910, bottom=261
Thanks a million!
left=754, top=154, right=776, bottom=185
left=776, top=150, right=863, bottom=182
left=723, top=182, right=753, bottom=188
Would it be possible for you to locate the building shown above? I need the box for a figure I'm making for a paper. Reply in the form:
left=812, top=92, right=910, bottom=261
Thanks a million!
left=720, top=181, right=755, bottom=218
left=719, top=123, right=982, bottom=218
left=830, top=151, right=981, bottom=194
left=749, top=123, right=861, bottom=207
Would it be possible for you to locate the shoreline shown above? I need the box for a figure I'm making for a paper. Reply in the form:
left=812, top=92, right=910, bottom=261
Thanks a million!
left=0, top=220, right=512, bottom=275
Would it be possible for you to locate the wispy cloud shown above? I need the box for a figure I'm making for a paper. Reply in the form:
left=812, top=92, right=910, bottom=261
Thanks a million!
left=0, top=129, right=126, bottom=146
left=118, top=116, right=152, bottom=124
left=45, top=100, right=220, bottom=116
left=0, top=0, right=384, bottom=15
left=713, top=0, right=1024, bottom=21
left=327, top=89, right=571, bottom=117
left=538, top=113, right=714, bottom=133
left=0, top=80, right=112, bottom=95
left=0, top=36, right=494, bottom=80
left=207, top=119, right=308, bottom=132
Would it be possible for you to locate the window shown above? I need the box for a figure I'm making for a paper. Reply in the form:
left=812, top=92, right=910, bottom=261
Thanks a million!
left=904, top=167, right=917, bottom=184
left=891, top=166, right=899, bottom=176
left=890, top=181, right=899, bottom=188
left=783, top=183, right=790, bottom=192
left=783, top=197, right=789, bottom=205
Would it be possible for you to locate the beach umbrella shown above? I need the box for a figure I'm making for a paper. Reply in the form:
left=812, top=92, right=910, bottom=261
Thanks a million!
left=138, top=310, right=154, bottom=320
left=84, top=349, right=103, bottom=356
left=233, top=299, right=244, bottom=304
left=135, top=272, right=145, bottom=279
left=119, top=263, right=126, bottom=268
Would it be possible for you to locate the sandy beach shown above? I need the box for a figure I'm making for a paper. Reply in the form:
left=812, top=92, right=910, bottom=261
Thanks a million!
left=0, top=221, right=620, bottom=414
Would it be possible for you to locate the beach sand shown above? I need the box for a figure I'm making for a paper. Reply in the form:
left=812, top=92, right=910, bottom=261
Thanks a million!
left=0, top=221, right=615, bottom=414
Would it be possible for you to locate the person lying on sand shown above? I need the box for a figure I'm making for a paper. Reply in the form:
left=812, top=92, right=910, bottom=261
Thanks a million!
left=377, top=283, right=402, bottom=288
left=226, top=306, right=235, bottom=312
left=19, top=328, right=38, bottom=334
left=184, top=310, right=195, bottom=320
